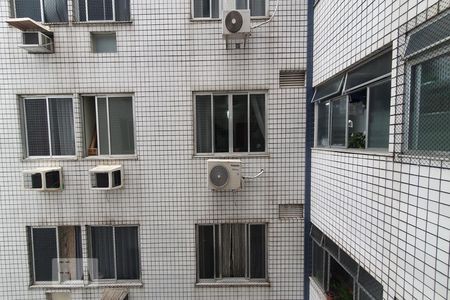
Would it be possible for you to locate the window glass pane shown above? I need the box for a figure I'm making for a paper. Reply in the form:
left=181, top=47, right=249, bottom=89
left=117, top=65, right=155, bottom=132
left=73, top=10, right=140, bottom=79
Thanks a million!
left=358, top=268, right=383, bottom=300
left=345, top=51, right=392, bottom=91
left=211, top=0, right=220, bottom=18
left=317, top=101, right=329, bottom=146
left=250, top=0, right=265, bottom=16
left=250, top=94, right=265, bottom=152
left=330, top=97, right=347, bottom=146
left=78, top=0, right=86, bottom=21
left=368, top=81, right=390, bottom=148
left=25, top=99, right=50, bottom=156
left=48, top=98, right=75, bottom=156
left=58, top=226, right=82, bottom=281
left=88, top=0, right=113, bottom=20
left=213, top=95, right=229, bottom=152
left=115, top=227, right=140, bottom=280
left=236, top=0, right=247, bottom=9
left=15, top=0, right=42, bottom=21
left=109, top=97, right=135, bottom=155
left=32, top=228, right=58, bottom=282
left=348, top=90, right=367, bottom=149
left=312, top=75, right=344, bottom=102
left=249, top=224, right=265, bottom=278
left=312, top=242, right=325, bottom=288
left=198, top=225, right=215, bottom=279
left=329, top=256, right=355, bottom=299
left=83, top=97, right=97, bottom=156
left=409, top=53, right=450, bottom=152
left=196, top=95, right=212, bottom=153
left=193, top=0, right=210, bottom=18
left=114, top=0, right=130, bottom=21
left=90, top=227, right=115, bottom=279
left=43, top=0, right=68, bottom=22
left=221, top=224, right=245, bottom=277
left=97, top=97, right=110, bottom=155
left=92, top=33, right=117, bottom=53
left=233, top=95, right=248, bottom=152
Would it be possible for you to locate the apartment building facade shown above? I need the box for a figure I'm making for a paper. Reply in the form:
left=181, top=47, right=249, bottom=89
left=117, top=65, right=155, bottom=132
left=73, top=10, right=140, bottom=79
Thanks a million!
left=0, top=0, right=307, bottom=299
left=309, top=0, right=450, bottom=300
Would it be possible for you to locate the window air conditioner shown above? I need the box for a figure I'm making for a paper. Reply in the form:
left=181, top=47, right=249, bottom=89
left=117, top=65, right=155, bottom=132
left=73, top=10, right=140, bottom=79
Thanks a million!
left=208, top=159, right=242, bottom=191
left=20, top=31, right=54, bottom=53
left=89, top=165, right=123, bottom=190
left=23, top=167, right=62, bottom=191
left=223, top=10, right=251, bottom=37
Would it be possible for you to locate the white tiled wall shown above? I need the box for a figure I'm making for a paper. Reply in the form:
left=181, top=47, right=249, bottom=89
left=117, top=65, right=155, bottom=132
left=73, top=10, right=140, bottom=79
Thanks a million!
left=311, top=1, right=450, bottom=299
left=0, top=0, right=307, bottom=299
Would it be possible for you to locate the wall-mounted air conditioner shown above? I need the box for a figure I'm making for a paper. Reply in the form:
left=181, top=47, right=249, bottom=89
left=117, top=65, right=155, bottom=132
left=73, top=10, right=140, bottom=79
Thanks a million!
left=89, top=165, right=123, bottom=190
left=223, top=10, right=251, bottom=37
left=20, top=31, right=54, bottom=53
left=23, top=167, right=62, bottom=191
left=208, top=159, right=242, bottom=191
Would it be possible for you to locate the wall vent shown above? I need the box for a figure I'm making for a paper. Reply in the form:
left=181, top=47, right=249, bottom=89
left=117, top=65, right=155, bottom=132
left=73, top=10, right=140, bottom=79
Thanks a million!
left=279, top=204, right=304, bottom=219
left=279, top=70, right=306, bottom=88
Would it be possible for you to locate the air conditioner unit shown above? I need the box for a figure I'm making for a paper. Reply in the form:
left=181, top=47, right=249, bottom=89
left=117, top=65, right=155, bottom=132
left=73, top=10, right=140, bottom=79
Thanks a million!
left=223, top=10, right=251, bottom=37
left=89, top=165, right=123, bottom=190
left=23, top=167, right=62, bottom=191
left=208, top=159, right=242, bottom=191
left=19, top=31, right=54, bottom=53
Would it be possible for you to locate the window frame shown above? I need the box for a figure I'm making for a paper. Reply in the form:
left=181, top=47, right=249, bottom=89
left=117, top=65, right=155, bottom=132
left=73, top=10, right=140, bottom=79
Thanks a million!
left=82, top=94, right=136, bottom=158
left=193, top=91, right=268, bottom=157
left=191, top=0, right=269, bottom=20
left=87, top=225, right=141, bottom=283
left=12, top=0, right=69, bottom=24
left=77, top=0, right=131, bottom=22
left=195, top=223, right=268, bottom=283
left=29, top=226, right=83, bottom=286
left=22, top=95, right=76, bottom=159
left=404, top=43, right=450, bottom=156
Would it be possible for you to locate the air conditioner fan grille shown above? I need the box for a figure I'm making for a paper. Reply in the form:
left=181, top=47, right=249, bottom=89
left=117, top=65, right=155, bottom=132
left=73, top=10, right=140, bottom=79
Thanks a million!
left=225, top=10, right=243, bottom=33
left=210, top=165, right=229, bottom=188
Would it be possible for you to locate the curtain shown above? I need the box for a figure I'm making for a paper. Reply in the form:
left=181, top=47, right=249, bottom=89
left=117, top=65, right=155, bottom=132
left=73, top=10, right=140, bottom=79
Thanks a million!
left=43, top=0, right=68, bottom=22
left=49, top=98, right=75, bottom=156
left=32, top=228, right=58, bottom=282
left=213, top=95, right=229, bottom=152
left=97, top=97, right=110, bottom=155
left=108, top=97, right=135, bottom=155
left=221, top=224, right=245, bottom=277
left=90, top=227, right=115, bottom=279
left=25, top=99, right=50, bottom=156
left=196, top=95, right=212, bottom=153
left=115, top=227, right=140, bottom=280
left=15, top=0, right=42, bottom=21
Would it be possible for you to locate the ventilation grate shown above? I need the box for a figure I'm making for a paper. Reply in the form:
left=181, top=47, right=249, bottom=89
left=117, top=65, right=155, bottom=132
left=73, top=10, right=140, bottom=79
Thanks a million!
left=279, top=204, right=304, bottom=219
left=279, top=70, right=306, bottom=88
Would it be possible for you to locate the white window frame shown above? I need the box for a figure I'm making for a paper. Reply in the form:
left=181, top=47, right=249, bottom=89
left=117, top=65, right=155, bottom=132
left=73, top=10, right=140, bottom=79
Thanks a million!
left=191, top=0, right=269, bottom=20
left=87, top=225, right=141, bottom=283
left=80, top=0, right=130, bottom=22
left=196, top=223, right=268, bottom=283
left=82, top=94, right=136, bottom=158
left=194, top=91, right=268, bottom=156
left=404, top=43, right=450, bottom=156
left=22, top=96, right=76, bottom=159
left=12, top=0, right=68, bottom=23
left=30, top=226, right=83, bottom=286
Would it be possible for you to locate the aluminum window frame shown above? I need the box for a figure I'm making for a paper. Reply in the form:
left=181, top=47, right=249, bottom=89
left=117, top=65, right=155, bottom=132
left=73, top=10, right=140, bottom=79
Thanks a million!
left=79, top=0, right=129, bottom=22
left=12, top=0, right=69, bottom=23
left=82, top=94, right=136, bottom=157
left=196, top=223, right=268, bottom=283
left=29, top=226, right=83, bottom=286
left=22, top=95, right=76, bottom=159
left=87, top=225, right=141, bottom=283
left=403, top=43, right=450, bottom=156
left=191, top=0, right=269, bottom=20
left=193, top=91, right=268, bottom=157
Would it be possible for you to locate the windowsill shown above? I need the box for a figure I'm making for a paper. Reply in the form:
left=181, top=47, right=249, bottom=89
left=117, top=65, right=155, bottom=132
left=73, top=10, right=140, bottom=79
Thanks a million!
left=23, top=156, right=78, bottom=162
left=72, top=20, right=133, bottom=25
left=312, top=147, right=393, bottom=157
left=194, top=152, right=270, bottom=159
left=83, top=155, right=138, bottom=160
left=196, top=280, right=270, bottom=287
left=30, top=281, right=143, bottom=289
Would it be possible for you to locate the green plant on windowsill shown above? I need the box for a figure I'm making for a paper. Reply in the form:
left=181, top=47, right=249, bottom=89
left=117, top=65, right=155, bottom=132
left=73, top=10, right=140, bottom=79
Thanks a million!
left=327, top=279, right=353, bottom=300
left=348, top=132, right=366, bottom=149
